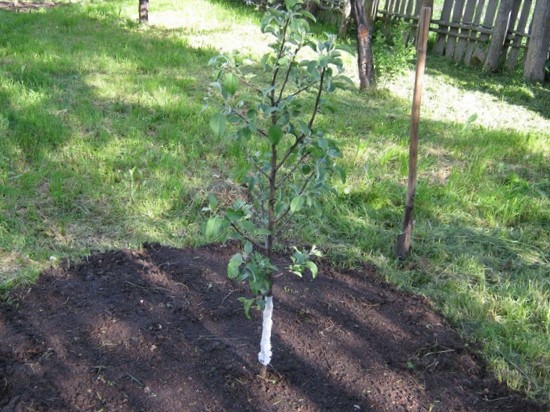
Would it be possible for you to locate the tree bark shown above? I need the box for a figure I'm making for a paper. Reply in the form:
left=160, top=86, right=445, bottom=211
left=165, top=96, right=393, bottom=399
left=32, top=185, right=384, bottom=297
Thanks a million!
left=351, top=0, right=375, bottom=89
left=139, top=0, right=149, bottom=24
left=524, top=0, right=550, bottom=82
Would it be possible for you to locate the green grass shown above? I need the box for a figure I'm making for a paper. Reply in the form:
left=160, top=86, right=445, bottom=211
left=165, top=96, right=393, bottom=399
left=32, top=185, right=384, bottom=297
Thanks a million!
left=1, top=0, right=549, bottom=403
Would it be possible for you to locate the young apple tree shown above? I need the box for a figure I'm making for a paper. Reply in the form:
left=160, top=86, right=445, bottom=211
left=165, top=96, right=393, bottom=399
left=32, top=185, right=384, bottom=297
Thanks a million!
left=205, top=0, right=352, bottom=377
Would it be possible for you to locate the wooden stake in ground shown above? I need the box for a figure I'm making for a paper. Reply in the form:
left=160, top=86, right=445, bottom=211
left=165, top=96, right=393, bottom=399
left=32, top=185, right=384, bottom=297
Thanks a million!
left=396, top=6, right=431, bottom=260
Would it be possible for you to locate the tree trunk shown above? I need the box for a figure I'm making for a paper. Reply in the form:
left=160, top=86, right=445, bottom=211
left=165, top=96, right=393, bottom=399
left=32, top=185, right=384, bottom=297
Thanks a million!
left=524, top=0, right=550, bottom=82
left=351, top=0, right=376, bottom=89
left=139, top=0, right=149, bottom=24
left=258, top=295, right=273, bottom=378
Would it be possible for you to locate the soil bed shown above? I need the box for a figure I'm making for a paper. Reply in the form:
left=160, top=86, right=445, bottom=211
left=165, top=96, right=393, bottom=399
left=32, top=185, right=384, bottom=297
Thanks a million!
left=0, top=243, right=546, bottom=411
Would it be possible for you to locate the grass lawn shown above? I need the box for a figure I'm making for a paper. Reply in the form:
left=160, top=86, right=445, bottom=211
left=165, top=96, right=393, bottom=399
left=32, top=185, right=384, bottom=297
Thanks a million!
left=1, top=0, right=548, bottom=402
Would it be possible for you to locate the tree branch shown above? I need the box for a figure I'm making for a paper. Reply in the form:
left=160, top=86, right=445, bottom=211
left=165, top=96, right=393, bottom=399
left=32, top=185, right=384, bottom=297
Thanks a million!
left=276, top=45, right=302, bottom=104
left=248, top=155, right=271, bottom=180
left=273, top=67, right=326, bottom=173
left=274, top=172, right=315, bottom=229
left=277, top=150, right=310, bottom=189
left=230, top=222, right=267, bottom=252
left=308, top=67, right=326, bottom=128
left=289, top=79, right=320, bottom=98
left=232, top=110, right=268, bottom=139
left=237, top=73, right=264, bottom=96
left=270, top=17, right=291, bottom=106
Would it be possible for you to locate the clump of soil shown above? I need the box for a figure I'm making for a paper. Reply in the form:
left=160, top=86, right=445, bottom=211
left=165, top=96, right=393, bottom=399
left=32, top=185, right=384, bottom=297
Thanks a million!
left=0, top=243, right=546, bottom=411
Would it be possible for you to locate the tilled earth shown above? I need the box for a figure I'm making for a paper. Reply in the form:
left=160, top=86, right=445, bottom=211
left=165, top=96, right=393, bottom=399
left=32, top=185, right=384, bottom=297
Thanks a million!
left=0, top=243, right=547, bottom=411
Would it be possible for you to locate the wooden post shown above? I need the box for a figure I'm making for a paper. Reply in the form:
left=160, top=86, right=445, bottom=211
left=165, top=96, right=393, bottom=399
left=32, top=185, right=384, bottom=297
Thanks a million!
left=396, top=6, right=431, bottom=260
left=484, top=0, right=515, bottom=72
left=524, top=0, right=550, bottom=82
left=408, top=0, right=432, bottom=45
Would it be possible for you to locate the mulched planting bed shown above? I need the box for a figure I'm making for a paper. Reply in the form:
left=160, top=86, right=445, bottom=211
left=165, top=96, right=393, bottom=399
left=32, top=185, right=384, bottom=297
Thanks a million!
left=0, top=243, right=546, bottom=411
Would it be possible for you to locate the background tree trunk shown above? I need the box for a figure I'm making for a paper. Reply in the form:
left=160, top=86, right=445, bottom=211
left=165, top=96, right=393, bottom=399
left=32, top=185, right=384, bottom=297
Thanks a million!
left=524, top=0, right=550, bottom=82
left=351, top=0, right=376, bottom=89
left=139, top=0, right=149, bottom=23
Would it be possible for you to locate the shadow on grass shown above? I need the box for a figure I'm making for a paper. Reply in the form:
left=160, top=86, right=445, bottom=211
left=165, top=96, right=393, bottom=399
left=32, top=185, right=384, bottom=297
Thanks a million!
left=424, top=54, right=550, bottom=120
left=0, top=2, right=222, bottom=279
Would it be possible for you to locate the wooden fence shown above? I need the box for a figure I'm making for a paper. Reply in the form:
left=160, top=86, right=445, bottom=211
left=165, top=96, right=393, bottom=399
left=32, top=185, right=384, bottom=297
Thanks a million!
left=374, top=0, right=549, bottom=80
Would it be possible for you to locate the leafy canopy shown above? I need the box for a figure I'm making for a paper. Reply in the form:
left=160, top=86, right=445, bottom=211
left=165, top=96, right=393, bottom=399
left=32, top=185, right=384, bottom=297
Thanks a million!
left=205, top=0, right=353, bottom=316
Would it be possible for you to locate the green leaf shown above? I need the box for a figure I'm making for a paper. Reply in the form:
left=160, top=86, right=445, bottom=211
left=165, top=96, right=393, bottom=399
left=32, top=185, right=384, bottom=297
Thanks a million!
left=239, top=219, right=256, bottom=233
left=284, top=0, right=297, bottom=10
left=306, top=261, right=318, bottom=278
left=207, top=193, right=219, bottom=210
left=335, top=43, right=355, bottom=54
left=243, top=241, right=253, bottom=256
left=268, top=125, right=283, bottom=145
left=238, top=296, right=255, bottom=319
left=237, top=126, right=252, bottom=141
left=209, top=113, right=226, bottom=137
left=228, top=253, right=243, bottom=279
left=297, top=120, right=311, bottom=137
left=205, top=217, right=223, bottom=241
left=222, top=72, right=239, bottom=96
left=290, top=195, right=305, bottom=213
left=300, top=10, right=316, bottom=22
left=226, top=208, right=245, bottom=222
left=334, top=165, right=346, bottom=183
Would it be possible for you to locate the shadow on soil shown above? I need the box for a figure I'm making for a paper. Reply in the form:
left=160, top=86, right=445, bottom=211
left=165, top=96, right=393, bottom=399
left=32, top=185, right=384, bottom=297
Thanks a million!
left=1, top=243, right=547, bottom=411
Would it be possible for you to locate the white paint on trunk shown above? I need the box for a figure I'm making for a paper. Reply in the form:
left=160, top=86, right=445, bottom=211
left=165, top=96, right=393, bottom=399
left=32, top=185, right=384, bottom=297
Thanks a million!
left=258, top=296, right=273, bottom=366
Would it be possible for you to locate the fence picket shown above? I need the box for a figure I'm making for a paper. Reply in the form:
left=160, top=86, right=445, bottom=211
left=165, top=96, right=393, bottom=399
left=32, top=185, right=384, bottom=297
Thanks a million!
left=464, top=0, right=486, bottom=65
left=484, top=0, right=515, bottom=71
left=445, top=0, right=466, bottom=59
left=506, top=0, right=532, bottom=70
left=406, top=0, right=415, bottom=18
left=434, top=0, right=454, bottom=54
left=454, top=0, right=477, bottom=62
left=393, top=0, right=402, bottom=16
left=471, top=0, right=499, bottom=65
left=372, top=0, right=547, bottom=79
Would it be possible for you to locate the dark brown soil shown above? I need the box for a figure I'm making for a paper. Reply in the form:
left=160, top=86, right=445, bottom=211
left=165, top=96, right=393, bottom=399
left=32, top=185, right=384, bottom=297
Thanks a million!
left=0, top=243, right=547, bottom=411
